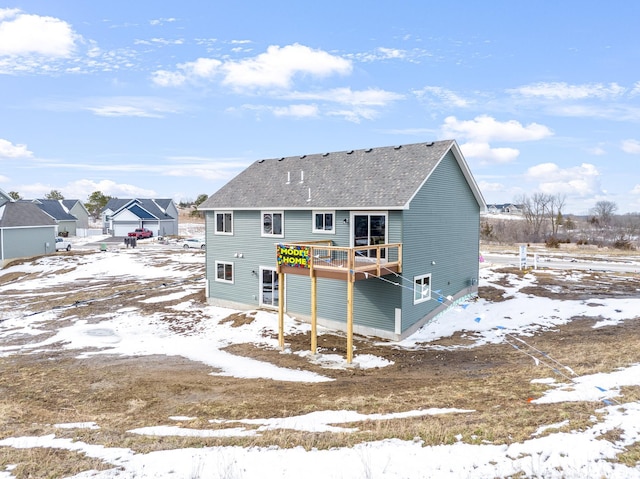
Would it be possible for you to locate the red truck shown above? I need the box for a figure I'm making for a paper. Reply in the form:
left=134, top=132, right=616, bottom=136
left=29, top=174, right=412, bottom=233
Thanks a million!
left=128, top=228, right=153, bottom=239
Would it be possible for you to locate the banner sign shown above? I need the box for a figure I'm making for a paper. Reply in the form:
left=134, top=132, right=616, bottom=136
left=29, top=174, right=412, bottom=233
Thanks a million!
left=277, top=244, right=311, bottom=268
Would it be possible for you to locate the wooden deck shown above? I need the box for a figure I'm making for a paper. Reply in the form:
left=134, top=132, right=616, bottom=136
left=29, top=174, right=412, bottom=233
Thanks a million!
left=276, top=241, right=402, bottom=281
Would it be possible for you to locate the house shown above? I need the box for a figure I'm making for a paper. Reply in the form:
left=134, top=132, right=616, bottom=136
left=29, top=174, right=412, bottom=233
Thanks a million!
left=61, top=200, right=90, bottom=231
left=0, top=189, right=57, bottom=267
left=486, top=203, right=524, bottom=215
left=199, top=140, right=486, bottom=343
left=102, top=198, right=178, bottom=237
left=32, top=199, right=79, bottom=236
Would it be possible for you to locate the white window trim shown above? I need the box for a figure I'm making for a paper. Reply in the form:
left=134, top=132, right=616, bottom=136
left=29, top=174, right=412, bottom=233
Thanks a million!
left=261, top=211, right=284, bottom=238
left=312, top=210, right=335, bottom=234
left=349, top=211, right=388, bottom=247
left=215, top=260, right=234, bottom=284
left=413, top=273, right=431, bottom=304
left=215, top=211, right=234, bottom=235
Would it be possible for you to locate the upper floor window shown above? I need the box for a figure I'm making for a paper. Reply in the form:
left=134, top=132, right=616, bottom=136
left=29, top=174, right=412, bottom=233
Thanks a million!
left=215, top=212, right=233, bottom=235
left=413, top=273, right=431, bottom=304
left=262, top=211, right=284, bottom=237
left=313, top=211, right=335, bottom=234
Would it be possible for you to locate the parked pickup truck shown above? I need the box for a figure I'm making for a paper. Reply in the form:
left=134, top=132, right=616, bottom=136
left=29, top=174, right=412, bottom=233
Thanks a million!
left=128, top=228, right=153, bottom=239
left=55, top=237, right=72, bottom=252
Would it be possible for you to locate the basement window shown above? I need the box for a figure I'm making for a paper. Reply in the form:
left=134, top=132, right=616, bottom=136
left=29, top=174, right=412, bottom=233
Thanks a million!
left=216, top=261, right=234, bottom=284
left=413, top=273, right=431, bottom=304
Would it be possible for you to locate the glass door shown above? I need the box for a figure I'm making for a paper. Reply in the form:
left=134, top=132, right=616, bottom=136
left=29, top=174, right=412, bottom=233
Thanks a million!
left=260, top=267, right=279, bottom=308
left=353, top=213, right=387, bottom=259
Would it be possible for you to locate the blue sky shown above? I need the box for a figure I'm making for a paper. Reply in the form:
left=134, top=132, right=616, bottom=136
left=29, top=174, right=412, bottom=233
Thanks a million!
left=1, top=1, right=639, bottom=214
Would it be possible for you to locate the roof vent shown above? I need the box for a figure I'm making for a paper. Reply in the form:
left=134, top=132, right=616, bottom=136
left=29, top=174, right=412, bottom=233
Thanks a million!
left=258, top=159, right=265, bottom=163
left=322, top=152, right=329, bottom=157
left=426, top=142, right=434, bottom=147
left=347, top=150, right=354, bottom=154
left=278, top=157, right=285, bottom=161
left=365, top=148, right=373, bottom=153
left=394, top=145, right=402, bottom=150
left=300, top=155, right=306, bottom=159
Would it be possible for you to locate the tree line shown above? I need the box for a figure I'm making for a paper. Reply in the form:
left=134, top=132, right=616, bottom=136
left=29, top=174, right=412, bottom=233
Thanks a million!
left=482, top=194, right=639, bottom=249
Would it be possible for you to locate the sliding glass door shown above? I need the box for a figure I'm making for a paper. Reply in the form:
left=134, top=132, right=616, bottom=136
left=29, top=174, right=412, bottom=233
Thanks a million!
left=353, top=213, right=387, bottom=259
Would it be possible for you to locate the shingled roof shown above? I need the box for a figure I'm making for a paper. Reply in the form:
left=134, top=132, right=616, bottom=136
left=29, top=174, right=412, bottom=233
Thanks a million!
left=200, top=140, right=484, bottom=210
left=34, top=199, right=78, bottom=221
left=104, top=198, right=175, bottom=219
left=0, top=201, right=57, bottom=228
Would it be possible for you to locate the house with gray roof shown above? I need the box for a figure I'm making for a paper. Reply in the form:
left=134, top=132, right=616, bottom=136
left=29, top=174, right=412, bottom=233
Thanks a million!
left=61, top=199, right=90, bottom=230
left=0, top=189, right=57, bottom=266
left=33, top=199, right=79, bottom=236
left=199, top=140, right=486, bottom=342
left=102, top=198, right=178, bottom=237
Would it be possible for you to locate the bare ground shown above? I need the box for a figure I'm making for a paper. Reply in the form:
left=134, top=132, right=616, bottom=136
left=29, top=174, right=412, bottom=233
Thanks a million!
left=1, top=252, right=640, bottom=477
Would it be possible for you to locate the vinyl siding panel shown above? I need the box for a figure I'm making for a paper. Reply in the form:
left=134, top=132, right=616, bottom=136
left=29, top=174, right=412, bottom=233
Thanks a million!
left=1, top=226, right=56, bottom=260
left=400, top=150, right=480, bottom=330
left=205, top=209, right=403, bottom=333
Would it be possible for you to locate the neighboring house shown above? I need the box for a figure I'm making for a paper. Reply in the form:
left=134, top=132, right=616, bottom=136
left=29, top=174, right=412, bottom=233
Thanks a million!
left=486, top=203, right=524, bottom=215
left=0, top=189, right=57, bottom=266
left=199, top=140, right=486, bottom=341
left=61, top=200, right=90, bottom=230
left=32, top=199, right=79, bottom=236
left=102, top=198, right=178, bottom=237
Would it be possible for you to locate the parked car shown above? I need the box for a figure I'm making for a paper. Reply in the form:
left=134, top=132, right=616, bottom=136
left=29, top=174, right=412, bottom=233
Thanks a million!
left=55, top=237, right=71, bottom=252
left=183, top=238, right=205, bottom=250
left=128, top=228, right=153, bottom=239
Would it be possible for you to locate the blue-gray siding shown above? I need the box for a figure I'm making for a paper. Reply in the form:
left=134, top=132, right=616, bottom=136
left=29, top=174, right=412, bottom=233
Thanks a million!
left=400, top=150, right=480, bottom=330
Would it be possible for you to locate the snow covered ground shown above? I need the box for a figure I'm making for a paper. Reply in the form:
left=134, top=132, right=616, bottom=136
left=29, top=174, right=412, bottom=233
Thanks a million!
left=1, top=243, right=639, bottom=478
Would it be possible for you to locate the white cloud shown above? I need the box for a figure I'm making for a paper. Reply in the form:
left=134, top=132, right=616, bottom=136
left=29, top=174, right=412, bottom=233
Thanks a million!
left=443, top=115, right=553, bottom=142
left=287, top=87, right=404, bottom=106
left=414, top=86, right=471, bottom=108
left=0, top=138, right=33, bottom=158
left=632, top=185, right=640, bottom=195
left=222, top=43, right=351, bottom=90
left=272, top=104, right=319, bottom=118
left=510, top=82, right=626, bottom=100
left=153, top=44, right=352, bottom=91
left=460, top=142, right=519, bottom=164
left=525, top=162, right=601, bottom=196
left=0, top=174, right=9, bottom=182
left=62, top=179, right=156, bottom=199
left=0, top=9, right=79, bottom=57
left=621, top=139, right=640, bottom=154
left=82, top=97, right=180, bottom=118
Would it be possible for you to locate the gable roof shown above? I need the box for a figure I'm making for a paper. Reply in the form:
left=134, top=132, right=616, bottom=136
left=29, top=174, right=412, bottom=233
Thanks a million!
left=0, top=201, right=57, bottom=228
left=34, top=199, right=78, bottom=221
left=105, top=198, right=175, bottom=220
left=200, top=140, right=485, bottom=211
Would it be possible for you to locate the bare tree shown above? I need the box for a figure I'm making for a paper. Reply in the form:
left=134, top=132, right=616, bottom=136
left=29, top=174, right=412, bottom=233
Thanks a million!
left=591, top=200, right=618, bottom=228
left=547, top=194, right=566, bottom=237
left=517, top=193, right=551, bottom=242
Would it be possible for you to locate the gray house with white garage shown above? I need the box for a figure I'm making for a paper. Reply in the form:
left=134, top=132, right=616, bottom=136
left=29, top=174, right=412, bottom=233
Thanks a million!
left=102, top=198, right=179, bottom=237
left=199, top=140, right=486, bottom=341
left=0, top=189, right=57, bottom=267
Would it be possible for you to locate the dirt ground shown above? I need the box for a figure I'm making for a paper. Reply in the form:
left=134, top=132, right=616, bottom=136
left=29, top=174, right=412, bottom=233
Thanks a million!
left=1, top=251, right=640, bottom=477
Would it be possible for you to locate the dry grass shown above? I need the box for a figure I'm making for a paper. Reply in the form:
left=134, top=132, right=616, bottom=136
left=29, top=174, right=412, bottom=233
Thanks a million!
left=1, top=251, right=640, bottom=477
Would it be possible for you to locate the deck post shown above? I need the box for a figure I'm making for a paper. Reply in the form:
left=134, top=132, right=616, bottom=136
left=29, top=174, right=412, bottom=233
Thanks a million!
left=278, top=271, right=285, bottom=350
left=346, top=251, right=354, bottom=364
left=311, top=273, right=317, bottom=355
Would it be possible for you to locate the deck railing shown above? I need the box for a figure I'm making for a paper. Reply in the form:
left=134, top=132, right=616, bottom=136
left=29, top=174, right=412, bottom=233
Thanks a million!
left=277, top=241, right=402, bottom=279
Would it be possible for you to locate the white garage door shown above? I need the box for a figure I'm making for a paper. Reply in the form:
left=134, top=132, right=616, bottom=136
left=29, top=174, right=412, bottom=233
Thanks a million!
left=113, top=223, right=137, bottom=237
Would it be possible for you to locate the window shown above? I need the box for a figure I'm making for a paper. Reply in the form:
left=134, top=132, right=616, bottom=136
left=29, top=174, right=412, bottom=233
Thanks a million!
left=262, top=211, right=284, bottom=237
left=215, top=261, right=234, bottom=283
left=413, top=273, right=431, bottom=304
left=313, top=211, right=334, bottom=234
left=215, top=212, right=233, bottom=234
